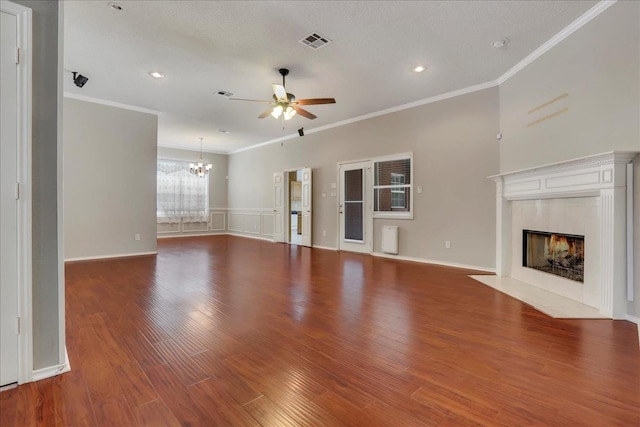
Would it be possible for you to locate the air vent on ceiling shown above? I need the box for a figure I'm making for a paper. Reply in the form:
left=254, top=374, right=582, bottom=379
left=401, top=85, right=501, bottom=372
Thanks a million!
left=299, top=33, right=332, bottom=50
left=216, top=90, right=234, bottom=97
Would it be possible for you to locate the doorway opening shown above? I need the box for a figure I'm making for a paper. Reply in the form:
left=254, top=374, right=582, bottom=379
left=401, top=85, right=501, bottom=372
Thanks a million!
left=287, top=170, right=303, bottom=245
left=272, top=167, right=312, bottom=247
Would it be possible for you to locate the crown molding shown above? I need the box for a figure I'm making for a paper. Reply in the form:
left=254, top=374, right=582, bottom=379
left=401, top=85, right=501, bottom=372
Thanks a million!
left=497, top=0, right=617, bottom=84
left=230, top=79, right=499, bottom=154
left=64, top=92, right=161, bottom=115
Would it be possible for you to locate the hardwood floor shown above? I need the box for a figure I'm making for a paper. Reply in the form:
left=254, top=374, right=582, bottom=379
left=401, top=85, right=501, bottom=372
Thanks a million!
left=2, top=235, right=639, bottom=426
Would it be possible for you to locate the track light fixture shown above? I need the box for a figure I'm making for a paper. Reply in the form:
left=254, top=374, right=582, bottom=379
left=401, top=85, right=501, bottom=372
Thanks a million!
left=298, top=127, right=304, bottom=137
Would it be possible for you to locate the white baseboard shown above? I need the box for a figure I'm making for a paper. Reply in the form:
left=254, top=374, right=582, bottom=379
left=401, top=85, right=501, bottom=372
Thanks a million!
left=65, top=251, right=157, bottom=262
left=226, top=232, right=274, bottom=242
left=31, top=347, right=70, bottom=382
left=625, top=313, right=640, bottom=325
left=157, top=232, right=226, bottom=239
left=312, top=245, right=338, bottom=251
left=372, top=252, right=495, bottom=273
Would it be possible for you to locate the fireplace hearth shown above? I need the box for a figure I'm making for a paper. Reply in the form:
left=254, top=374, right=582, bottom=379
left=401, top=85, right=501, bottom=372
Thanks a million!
left=523, top=230, right=584, bottom=283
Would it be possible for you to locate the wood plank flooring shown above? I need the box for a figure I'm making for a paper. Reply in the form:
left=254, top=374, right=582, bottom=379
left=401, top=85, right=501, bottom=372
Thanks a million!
left=2, top=235, right=639, bottom=426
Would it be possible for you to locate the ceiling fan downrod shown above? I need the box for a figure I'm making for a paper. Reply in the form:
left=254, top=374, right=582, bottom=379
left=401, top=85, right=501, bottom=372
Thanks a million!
left=279, top=68, right=289, bottom=87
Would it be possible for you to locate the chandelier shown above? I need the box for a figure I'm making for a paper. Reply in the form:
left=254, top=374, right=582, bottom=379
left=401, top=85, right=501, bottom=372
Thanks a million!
left=189, top=137, right=212, bottom=177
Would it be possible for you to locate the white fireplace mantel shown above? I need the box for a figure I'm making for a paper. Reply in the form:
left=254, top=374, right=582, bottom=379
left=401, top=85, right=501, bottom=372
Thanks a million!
left=489, top=152, right=638, bottom=319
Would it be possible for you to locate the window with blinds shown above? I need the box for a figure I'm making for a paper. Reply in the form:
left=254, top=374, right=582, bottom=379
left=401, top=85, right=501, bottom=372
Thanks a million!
left=373, top=154, right=412, bottom=218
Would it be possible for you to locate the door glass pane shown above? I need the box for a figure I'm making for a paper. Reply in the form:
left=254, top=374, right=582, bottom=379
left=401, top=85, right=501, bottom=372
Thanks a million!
left=345, top=169, right=362, bottom=201
left=345, top=202, right=363, bottom=240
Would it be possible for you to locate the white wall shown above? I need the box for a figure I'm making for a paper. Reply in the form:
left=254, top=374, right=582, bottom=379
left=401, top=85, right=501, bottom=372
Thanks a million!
left=228, top=87, right=499, bottom=270
left=63, top=98, right=158, bottom=260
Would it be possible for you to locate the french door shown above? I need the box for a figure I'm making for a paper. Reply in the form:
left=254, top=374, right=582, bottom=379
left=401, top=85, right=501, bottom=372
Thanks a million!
left=338, top=161, right=372, bottom=254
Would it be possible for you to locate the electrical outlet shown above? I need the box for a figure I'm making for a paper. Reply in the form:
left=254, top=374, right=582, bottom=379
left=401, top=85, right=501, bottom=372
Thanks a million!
left=417, top=186, right=423, bottom=194
left=445, top=240, right=451, bottom=249
left=135, top=234, right=141, bottom=241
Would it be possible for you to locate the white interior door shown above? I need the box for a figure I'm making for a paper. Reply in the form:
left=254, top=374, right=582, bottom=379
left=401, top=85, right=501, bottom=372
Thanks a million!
left=1, top=9, right=20, bottom=387
left=300, top=167, right=312, bottom=247
left=273, top=172, right=285, bottom=242
left=338, top=161, right=373, bottom=254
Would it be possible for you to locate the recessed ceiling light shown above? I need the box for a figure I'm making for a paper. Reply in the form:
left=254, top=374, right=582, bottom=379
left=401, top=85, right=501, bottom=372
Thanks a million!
left=218, top=129, right=231, bottom=134
left=148, top=71, right=165, bottom=79
left=491, top=39, right=509, bottom=49
left=108, top=2, right=123, bottom=11
left=413, top=65, right=426, bottom=73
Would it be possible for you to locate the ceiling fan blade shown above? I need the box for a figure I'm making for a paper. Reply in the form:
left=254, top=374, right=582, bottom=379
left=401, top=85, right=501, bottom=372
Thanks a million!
left=294, top=98, right=336, bottom=105
left=258, top=108, right=273, bottom=119
left=293, top=106, right=317, bottom=120
left=229, top=98, right=272, bottom=104
left=272, top=84, right=288, bottom=102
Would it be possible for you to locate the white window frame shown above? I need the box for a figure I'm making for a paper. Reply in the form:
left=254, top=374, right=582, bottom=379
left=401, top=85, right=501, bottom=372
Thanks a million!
left=373, top=152, right=413, bottom=220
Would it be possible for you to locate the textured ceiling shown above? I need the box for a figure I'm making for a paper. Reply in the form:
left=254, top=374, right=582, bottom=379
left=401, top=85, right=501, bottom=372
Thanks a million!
left=64, top=0, right=598, bottom=153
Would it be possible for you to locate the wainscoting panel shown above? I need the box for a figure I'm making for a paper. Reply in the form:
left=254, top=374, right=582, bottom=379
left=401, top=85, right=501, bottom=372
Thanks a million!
left=228, top=212, right=244, bottom=232
left=245, top=214, right=262, bottom=235
left=182, top=221, right=208, bottom=233
left=261, top=213, right=274, bottom=237
left=157, top=208, right=274, bottom=241
left=210, top=212, right=226, bottom=231
left=157, top=222, right=181, bottom=234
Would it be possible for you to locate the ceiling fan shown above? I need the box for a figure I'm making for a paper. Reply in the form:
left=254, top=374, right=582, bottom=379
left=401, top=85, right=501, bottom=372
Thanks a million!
left=230, top=68, right=336, bottom=120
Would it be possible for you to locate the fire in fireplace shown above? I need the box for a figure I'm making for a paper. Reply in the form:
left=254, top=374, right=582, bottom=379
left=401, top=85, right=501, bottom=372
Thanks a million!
left=523, top=230, right=584, bottom=283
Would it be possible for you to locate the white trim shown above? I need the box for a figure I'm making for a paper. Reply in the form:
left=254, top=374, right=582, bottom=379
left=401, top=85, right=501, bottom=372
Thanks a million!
left=157, top=232, right=225, bottom=239
left=65, top=251, right=157, bottom=262
left=63, top=92, right=160, bottom=116
left=31, top=347, right=70, bottom=382
left=2, top=0, right=34, bottom=386
left=230, top=80, right=498, bottom=154
left=625, top=314, right=640, bottom=325
left=56, top=0, right=66, bottom=377
left=372, top=252, right=495, bottom=273
left=626, top=162, right=634, bottom=301
left=312, top=245, right=338, bottom=251
left=225, top=232, right=273, bottom=242
left=497, top=0, right=617, bottom=84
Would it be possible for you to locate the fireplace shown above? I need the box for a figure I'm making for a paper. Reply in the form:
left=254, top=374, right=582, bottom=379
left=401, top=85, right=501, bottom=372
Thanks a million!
left=491, top=152, right=637, bottom=318
left=523, top=230, right=585, bottom=283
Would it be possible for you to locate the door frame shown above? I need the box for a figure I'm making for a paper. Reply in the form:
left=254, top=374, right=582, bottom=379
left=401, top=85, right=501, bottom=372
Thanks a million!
left=277, top=166, right=312, bottom=247
left=274, top=166, right=313, bottom=247
left=336, top=159, right=373, bottom=254
left=1, top=0, right=33, bottom=385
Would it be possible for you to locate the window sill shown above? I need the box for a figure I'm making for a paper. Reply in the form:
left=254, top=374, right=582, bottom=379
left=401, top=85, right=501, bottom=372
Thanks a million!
left=373, top=213, right=413, bottom=220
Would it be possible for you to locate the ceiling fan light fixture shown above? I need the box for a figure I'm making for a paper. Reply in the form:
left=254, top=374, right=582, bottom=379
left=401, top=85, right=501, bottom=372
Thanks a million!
left=271, top=105, right=284, bottom=119
left=284, top=106, right=296, bottom=121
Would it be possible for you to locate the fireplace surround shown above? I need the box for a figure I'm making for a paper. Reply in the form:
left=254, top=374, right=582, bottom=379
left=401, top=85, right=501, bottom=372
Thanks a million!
left=490, top=152, right=637, bottom=319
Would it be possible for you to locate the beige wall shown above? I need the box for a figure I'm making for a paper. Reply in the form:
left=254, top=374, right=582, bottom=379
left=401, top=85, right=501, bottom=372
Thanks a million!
left=228, top=88, right=500, bottom=269
left=499, top=0, right=639, bottom=173
left=64, top=98, right=158, bottom=259
left=157, top=146, right=228, bottom=209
